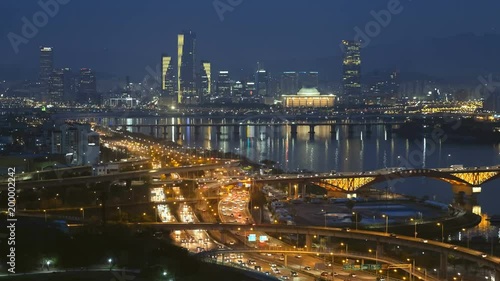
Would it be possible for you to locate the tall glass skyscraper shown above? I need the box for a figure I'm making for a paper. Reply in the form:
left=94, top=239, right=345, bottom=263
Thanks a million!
left=39, top=46, right=54, bottom=100
left=199, top=61, right=211, bottom=102
left=161, top=55, right=175, bottom=96
left=177, top=30, right=197, bottom=104
left=78, top=68, right=98, bottom=104
left=342, top=40, right=361, bottom=97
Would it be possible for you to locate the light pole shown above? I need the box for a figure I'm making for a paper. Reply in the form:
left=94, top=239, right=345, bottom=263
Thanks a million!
left=407, top=258, right=415, bottom=281
left=437, top=223, right=444, bottom=242
left=353, top=212, right=358, bottom=230
left=108, top=258, right=113, bottom=270
left=382, top=214, right=389, bottom=234
left=117, top=207, right=121, bottom=221
left=80, top=208, right=85, bottom=222
left=43, top=209, right=47, bottom=223
left=153, top=206, right=157, bottom=222
left=462, top=228, right=470, bottom=248
left=411, top=218, right=417, bottom=238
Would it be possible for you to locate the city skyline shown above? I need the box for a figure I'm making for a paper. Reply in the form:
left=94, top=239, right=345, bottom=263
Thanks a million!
left=1, top=1, right=500, bottom=81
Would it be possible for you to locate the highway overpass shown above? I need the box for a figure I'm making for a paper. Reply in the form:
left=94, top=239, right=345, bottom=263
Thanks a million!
left=103, top=222, right=500, bottom=278
left=198, top=249, right=440, bottom=281
left=2, top=161, right=239, bottom=190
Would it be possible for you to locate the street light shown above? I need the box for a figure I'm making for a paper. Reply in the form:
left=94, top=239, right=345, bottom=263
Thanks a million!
left=382, top=214, right=389, bottom=234
left=411, top=218, right=417, bottom=238
left=108, top=258, right=113, bottom=270
left=437, top=223, right=444, bottom=242
left=117, top=207, right=121, bottom=221
left=80, top=208, right=85, bottom=221
left=43, top=209, right=47, bottom=223
left=462, top=228, right=470, bottom=248
left=406, top=258, right=415, bottom=281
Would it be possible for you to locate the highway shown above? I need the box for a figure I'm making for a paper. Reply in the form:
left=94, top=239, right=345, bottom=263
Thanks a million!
left=108, top=223, right=500, bottom=273
left=4, top=161, right=238, bottom=190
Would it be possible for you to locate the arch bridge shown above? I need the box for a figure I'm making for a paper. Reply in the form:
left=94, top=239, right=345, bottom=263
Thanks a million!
left=255, top=166, right=500, bottom=195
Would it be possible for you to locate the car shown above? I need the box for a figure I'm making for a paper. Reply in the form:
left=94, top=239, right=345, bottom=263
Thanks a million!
left=281, top=276, right=289, bottom=280
left=279, top=255, right=285, bottom=261
left=333, top=272, right=338, bottom=276
left=295, top=254, right=302, bottom=259
left=422, top=239, right=428, bottom=243
left=320, top=272, right=330, bottom=277
left=342, top=227, right=351, bottom=232
left=350, top=273, right=357, bottom=277
left=291, top=271, right=298, bottom=277
left=304, top=266, right=311, bottom=270
left=254, top=265, right=262, bottom=271
left=450, top=245, right=458, bottom=250
left=264, top=272, right=270, bottom=275
left=390, top=233, right=397, bottom=237
left=326, top=262, right=332, bottom=267
left=481, top=254, right=488, bottom=258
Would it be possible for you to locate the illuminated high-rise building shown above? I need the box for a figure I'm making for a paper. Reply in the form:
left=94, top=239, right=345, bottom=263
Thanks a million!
left=217, top=70, right=231, bottom=97
left=48, top=68, right=64, bottom=102
left=199, top=60, right=211, bottom=102
left=177, top=30, right=197, bottom=104
left=342, top=40, right=361, bottom=96
left=255, top=68, right=268, bottom=97
left=39, top=46, right=54, bottom=100
left=78, top=68, right=98, bottom=104
left=161, top=54, right=175, bottom=96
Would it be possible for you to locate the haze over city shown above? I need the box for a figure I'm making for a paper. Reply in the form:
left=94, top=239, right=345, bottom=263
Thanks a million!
left=1, top=1, right=500, bottom=281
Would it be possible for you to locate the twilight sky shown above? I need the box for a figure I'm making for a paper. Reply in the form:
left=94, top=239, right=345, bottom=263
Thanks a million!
left=1, top=0, right=499, bottom=80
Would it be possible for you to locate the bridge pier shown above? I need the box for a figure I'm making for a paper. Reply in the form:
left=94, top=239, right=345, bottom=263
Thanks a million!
left=194, top=125, right=201, bottom=136
left=305, top=234, right=312, bottom=250
left=376, top=243, right=385, bottom=256
left=366, top=124, right=372, bottom=137
left=451, top=184, right=473, bottom=197
left=233, top=124, right=240, bottom=135
left=149, top=126, right=155, bottom=137
left=330, top=124, right=336, bottom=138
left=308, top=125, right=315, bottom=136
left=162, top=126, right=168, bottom=139
left=215, top=125, right=222, bottom=136
left=290, top=124, right=298, bottom=137
left=288, top=183, right=293, bottom=198
left=347, top=125, right=354, bottom=137
left=175, top=125, right=182, bottom=138
left=439, top=253, right=448, bottom=280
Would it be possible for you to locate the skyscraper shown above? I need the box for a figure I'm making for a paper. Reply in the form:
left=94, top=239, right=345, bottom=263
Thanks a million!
left=39, top=46, right=54, bottom=100
left=161, top=55, right=175, bottom=96
left=199, top=61, right=211, bottom=102
left=177, top=30, right=197, bottom=104
left=255, top=69, right=268, bottom=97
left=217, top=71, right=231, bottom=97
left=342, top=40, right=361, bottom=97
left=48, top=68, right=64, bottom=103
left=280, top=72, right=298, bottom=96
left=78, top=68, right=98, bottom=104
